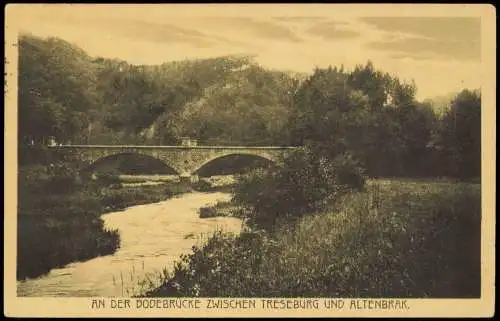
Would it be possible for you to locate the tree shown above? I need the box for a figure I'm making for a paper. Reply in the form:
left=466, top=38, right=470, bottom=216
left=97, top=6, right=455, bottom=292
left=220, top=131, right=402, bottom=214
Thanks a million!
left=437, top=89, right=481, bottom=179
left=287, top=61, right=438, bottom=178
left=18, top=34, right=98, bottom=144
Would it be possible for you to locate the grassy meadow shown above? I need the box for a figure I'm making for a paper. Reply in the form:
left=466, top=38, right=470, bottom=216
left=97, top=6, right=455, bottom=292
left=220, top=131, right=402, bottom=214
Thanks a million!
left=142, top=178, right=481, bottom=298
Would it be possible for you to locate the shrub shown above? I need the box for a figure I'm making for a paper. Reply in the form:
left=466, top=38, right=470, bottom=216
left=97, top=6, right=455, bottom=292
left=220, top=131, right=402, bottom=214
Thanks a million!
left=46, top=162, right=81, bottom=194
left=198, top=201, right=245, bottom=218
left=18, top=145, right=54, bottom=166
left=101, top=193, right=127, bottom=210
left=331, top=152, right=366, bottom=191
left=192, top=179, right=213, bottom=192
left=18, top=165, right=51, bottom=194
left=18, top=162, right=81, bottom=194
left=233, top=147, right=366, bottom=230
left=142, top=230, right=274, bottom=297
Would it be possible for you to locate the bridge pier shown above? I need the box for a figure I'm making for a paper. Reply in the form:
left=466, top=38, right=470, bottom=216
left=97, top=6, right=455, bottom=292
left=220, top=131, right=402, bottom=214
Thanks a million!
left=179, top=173, right=191, bottom=185
left=179, top=173, right=199, bottom=186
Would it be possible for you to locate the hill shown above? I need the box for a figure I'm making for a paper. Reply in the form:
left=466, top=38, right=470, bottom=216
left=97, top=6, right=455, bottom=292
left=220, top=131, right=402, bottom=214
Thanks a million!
left=18, top=34, right=300, bottom=146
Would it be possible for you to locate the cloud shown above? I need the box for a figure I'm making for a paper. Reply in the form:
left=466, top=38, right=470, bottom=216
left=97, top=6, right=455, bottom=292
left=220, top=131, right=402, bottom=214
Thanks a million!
left=110, top=20, right=218, bottom=48
left=14, top=8, right=484, bottom=101
left=271, top=16, right=328, bottom=23
left=369, top=36, right=480, bottom=61
left=360, top=17, right=480, bottom=41
left=306, top=21, right=361, bottom=40
left=360, top=17, right=481, bottom=61
left=388, top=52, right=436, bottom=61
left=195, top=17, right=302, bottom=43
left=18, top=11, right=240, bottom=49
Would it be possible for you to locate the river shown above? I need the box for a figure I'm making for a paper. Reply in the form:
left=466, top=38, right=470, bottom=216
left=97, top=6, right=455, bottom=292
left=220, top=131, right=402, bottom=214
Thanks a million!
left=17, top=192, right=243, bottom=297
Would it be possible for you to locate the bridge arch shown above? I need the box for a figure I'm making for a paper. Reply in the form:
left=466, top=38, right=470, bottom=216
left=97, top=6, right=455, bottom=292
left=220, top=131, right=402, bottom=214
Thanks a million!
left=190, top=151, right=280, bottom=177
left=80, top=152, right=181, bottom=176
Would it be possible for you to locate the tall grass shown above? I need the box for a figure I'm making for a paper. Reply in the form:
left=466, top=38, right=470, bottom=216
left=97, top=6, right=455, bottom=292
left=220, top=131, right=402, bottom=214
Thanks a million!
left=199, top=200, right=248, bottom=219
left=141, top=179, right=480, bottom=298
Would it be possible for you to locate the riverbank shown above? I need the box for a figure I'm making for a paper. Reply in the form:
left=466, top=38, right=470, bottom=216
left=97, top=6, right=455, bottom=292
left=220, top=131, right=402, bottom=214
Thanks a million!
left=142, top=179, right=481, bottom=298
left=17, top=167, right=240, bottom=281
left=17, top=177, right=191, bottom=281
left=17, top=192, right=241, bottom=297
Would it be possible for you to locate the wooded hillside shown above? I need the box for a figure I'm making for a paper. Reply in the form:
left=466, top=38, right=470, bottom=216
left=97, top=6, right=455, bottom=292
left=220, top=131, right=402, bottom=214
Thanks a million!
left=18, top=34, right=481, bottom=179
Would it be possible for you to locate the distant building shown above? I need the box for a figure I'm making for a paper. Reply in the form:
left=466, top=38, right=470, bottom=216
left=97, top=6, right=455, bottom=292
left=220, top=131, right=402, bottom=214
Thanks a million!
left=181, top=137, right=198, bottom=147
left=48, top=136, right=57, bottom=146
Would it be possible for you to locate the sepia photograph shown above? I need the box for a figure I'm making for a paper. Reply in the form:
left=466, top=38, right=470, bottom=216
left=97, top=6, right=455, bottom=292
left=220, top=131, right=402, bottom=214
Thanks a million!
left=4, top=3, right=495, bottom=318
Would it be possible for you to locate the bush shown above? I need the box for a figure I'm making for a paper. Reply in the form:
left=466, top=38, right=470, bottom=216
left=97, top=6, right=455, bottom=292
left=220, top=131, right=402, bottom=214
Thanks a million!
left=192, top=179, right=213, bottom=192
left=46, top=163, right=81, bottom=194
left=331, top=152, right=366, bottom=191
left=18, top=162, right=81, bottom=194
left=18, top=145, right=53, bottom=166
left=198, top=201, right=245, bottom=218
left=143, top=230, right=274, bottom=297
left=233, top=147, right=366, bottom=230
left=18, top=165, right=51, bottom=193
left=101, top=194, right=127, bottom=210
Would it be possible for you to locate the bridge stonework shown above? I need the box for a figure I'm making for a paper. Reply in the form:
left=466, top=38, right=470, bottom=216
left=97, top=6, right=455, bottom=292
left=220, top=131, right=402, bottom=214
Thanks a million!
left=50, top=145, right=295, bottom=177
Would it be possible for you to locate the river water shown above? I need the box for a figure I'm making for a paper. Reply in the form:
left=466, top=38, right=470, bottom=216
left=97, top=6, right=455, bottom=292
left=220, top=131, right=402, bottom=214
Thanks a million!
left=17, top=192, right=243, bottom=297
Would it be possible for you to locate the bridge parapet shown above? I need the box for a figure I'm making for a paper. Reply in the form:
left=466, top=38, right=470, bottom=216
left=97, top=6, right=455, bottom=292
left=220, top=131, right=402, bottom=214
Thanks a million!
left=51, top=145, right=296, bottom=150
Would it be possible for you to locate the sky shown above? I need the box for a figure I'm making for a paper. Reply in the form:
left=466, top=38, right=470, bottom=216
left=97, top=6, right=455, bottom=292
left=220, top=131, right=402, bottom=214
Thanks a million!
left=10, top=4, right=486, bottom=101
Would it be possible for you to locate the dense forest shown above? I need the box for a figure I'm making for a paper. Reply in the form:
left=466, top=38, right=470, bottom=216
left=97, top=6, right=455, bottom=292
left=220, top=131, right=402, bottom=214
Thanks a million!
left=18, top=33, right=481, bottom=179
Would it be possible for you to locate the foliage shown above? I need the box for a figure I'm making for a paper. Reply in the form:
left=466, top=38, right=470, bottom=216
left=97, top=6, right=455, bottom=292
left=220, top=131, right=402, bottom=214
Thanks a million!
left=288, top=62, right=442, bottom=178
left=174, top=64, right=299, bottom=145
left=142, top=180, right=481, bottom=298
left=18, top=35, right=98, bottom=144
left=18, top=34, right=298, bottom=146
left=233, top=147, right=366, bottom=230
left=18, top=161, right=81, bottom=194
left=199, top=201, right=247, bottom=219
left=434, top=89, right=481, bottom=179
left=331, top=152, right=367, bottom=190
left=18, top=145, right=54, bottom=166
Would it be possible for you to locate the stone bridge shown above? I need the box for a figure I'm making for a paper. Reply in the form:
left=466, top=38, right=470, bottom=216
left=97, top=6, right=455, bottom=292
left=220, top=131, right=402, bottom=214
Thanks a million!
left=49, top=145, right=296, bottom=179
